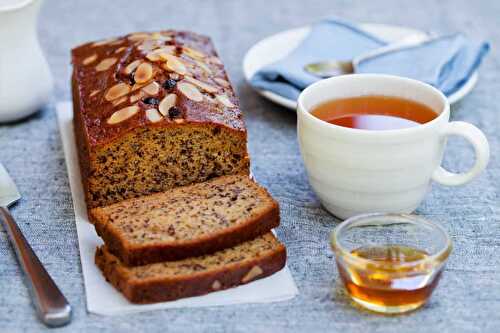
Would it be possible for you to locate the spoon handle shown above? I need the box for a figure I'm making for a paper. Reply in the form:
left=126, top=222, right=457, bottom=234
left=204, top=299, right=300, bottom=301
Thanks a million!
left=353, top=33, right=430, bottom=67
left=0, top=207, right=72, bottom=327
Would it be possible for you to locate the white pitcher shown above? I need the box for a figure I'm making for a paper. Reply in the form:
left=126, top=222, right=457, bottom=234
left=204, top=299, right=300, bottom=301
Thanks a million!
left=0, top=0, right=53, bottom=122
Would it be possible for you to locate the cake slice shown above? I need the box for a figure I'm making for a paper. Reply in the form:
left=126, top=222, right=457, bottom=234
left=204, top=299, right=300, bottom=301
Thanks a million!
left=95, top=233, right=286, bottom=303
left=90, top=175, right=279, bottom=266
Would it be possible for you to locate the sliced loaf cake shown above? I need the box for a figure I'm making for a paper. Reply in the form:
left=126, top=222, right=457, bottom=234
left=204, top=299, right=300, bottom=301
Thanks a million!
left=90, top=175, right=279, bottom=266
left=95, top=233, right=286, bottom=303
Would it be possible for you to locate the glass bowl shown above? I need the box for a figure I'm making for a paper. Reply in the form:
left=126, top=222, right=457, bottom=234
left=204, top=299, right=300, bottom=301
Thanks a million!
left=330, top=213, right=452, bottom=314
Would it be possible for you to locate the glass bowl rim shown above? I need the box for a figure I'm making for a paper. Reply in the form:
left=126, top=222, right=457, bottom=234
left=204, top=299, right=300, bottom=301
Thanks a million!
left=330, top=213, right=452, bottom=268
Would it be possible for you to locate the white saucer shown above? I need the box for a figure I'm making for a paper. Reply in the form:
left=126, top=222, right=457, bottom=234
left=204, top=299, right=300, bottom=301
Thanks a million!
left=243, top=23, right=478, bottom=110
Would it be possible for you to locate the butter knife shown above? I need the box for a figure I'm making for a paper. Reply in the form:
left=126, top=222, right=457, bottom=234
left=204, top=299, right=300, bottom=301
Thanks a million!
left=0, top=163, right=71, bottom=327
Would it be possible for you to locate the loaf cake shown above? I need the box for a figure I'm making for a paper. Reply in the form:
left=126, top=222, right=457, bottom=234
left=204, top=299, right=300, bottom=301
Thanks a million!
left=95, top=233, right=286, bottom=303
left=71, top=31, right=249, bottom=209
left=90, top=175, right=280, bottom=266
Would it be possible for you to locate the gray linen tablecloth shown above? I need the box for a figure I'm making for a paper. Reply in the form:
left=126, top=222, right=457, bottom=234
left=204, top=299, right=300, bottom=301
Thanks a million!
left=0, top=0, right=499, bottom=332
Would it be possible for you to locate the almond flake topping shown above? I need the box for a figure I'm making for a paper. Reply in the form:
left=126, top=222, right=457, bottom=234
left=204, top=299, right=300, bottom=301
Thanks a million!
left=89, top=90, right=100, bottom=97
left=131, top=81, right=149, bottom=92
left=242, top=265, right=263, bottom=283
left=182, top=47, right=205, bottom=60
left=142, top=81, right=160, bottom=95
left=145, top=108, right=163, bottom=123
left=157, top=47, right=176, bottom=59
left=146, top=47, right=175, bottom=61
left=208, top=56, right=223, bottom=65
left=158, top=93, right=177, bottom=116
left=124, top=60, right=141, bottom=74
left=150, top=32, right=172, bottom=42
left=107, top=105, right=139, bottom=124
left=195, top=60, right=213, bottom=75
left=138, top=41, right=156, bottom=53
left=212, top=280, right=222, bottom=290
left=95, top=57, right=117, bottom=72
left=92, top=38, right=118, bottom=47
left=105, top=83, right=131, bottom=101
left=214, top=77, right=230, bottom=87
left=216, top=94, right=237, bottom=108
left=128, top=33, right=150, bottom=41
left=163, top=55, right=187, bottom=75
left=145, top=51, right=161, bottom=62
left=130, top=92, right=144, bottom=103
left=184, top=76, right=218, bottom=93
left=109, top=39, right=124, bottom=46
left=177, top=82, right=203, bottom=102
left=111, top=95, right=128, bottom=107
left=114, top=46, right=127, bottom=54
left=150, top=32, right=162, bottom=40
left=134, top=62, right=153, bottom=83
left=82, top=54, right=98, bottom=65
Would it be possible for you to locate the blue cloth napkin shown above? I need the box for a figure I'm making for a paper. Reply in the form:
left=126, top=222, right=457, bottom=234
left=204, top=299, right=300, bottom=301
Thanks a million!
left=250, top=18, right=490, bottom=100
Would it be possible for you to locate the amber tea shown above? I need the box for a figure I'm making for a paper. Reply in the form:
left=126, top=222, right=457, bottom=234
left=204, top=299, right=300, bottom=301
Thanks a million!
left=311, top=95, right=438, bottom=130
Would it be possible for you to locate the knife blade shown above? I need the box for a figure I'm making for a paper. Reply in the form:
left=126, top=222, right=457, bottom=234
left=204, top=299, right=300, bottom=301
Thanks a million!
left=0, top=162, right=21, bottom=207
left=0, top=162, right=72, bottom=327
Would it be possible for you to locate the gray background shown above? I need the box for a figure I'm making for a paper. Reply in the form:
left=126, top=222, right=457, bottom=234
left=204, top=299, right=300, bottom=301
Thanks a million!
left=0, top=0, right=499, bottom=332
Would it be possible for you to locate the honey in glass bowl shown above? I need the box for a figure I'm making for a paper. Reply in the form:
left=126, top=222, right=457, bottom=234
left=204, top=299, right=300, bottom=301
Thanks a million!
left=331, top=214, right=452, bottom=314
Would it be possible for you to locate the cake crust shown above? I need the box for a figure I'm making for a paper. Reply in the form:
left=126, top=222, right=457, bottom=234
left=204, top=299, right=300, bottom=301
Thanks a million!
left=71, top=31, right=245, bottom=146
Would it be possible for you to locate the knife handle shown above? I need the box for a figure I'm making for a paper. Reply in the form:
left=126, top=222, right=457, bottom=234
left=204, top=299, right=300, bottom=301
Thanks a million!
left=0, top=207, right=72, bottom=327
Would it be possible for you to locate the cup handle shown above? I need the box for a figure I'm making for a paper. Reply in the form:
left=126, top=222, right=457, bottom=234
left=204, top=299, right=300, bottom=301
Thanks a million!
left=432, top=121, right=489, bottom=186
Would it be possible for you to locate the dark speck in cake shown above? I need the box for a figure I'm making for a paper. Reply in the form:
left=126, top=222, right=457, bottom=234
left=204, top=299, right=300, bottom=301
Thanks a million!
left=168, top=225, right=176, bottom=236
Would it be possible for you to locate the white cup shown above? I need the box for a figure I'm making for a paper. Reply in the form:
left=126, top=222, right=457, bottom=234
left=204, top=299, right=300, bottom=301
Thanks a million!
left=297, top=74, right=490, bottom=220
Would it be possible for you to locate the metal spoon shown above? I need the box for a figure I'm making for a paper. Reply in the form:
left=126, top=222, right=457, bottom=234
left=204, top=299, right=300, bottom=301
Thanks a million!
left=305, top=60, right=355, bottom=78
left=304, top=34, right=430, bottom=78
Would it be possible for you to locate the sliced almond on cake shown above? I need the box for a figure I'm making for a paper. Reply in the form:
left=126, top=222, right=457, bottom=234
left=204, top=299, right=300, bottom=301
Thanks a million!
left=177, top=81, right=203, bottom=102
left=216, top=94, right=236, bottom=108
left=162, top=55, right=187, bottom=75
left=142, top=82, right=160, bottom=95
left=184, top=76, right=218, bottom=93
left=82, top=54, right=98, bottom=65
left=145, top=108, right=163, bottom=123
left=107, top=105, right=140, bottom=124
left=134, top=63, right=153, bottom=83
left=105, top=83, right=131, bottom=101
left=124, top=60, right=142, bottom=75
left=158, top=94, right=177, bottom=116
left=95, top=57, right=117, bottom=72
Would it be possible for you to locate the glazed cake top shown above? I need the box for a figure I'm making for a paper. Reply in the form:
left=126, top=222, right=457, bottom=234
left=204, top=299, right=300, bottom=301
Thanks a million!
left=71, top=31, right=245, bottom=146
